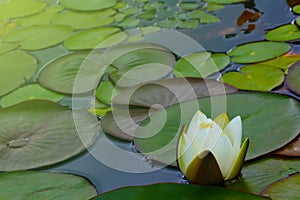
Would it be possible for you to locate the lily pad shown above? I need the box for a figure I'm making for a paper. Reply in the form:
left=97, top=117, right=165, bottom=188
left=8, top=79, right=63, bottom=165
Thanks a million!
left=51, top=9, right=116, bottom=29
left=0, top=50, right=37, bottom=96
left=260, top=53, right=300, bottom=70
left=91, top=183, right=267, bottom=200
left=178, top=20, right=199, bottom=29
left=174, top=52, right=230, bottom=78
left=59, top=0, right=117, bottom=11
left=0, top=100, right=99, bottom=171
left=293, top=5, right=300, bottom=14
left=228, top=41, right=290, bottom=64
left=179, top=2, right=199, bottom=10
left=64, top=27, right=123, bottom=50
left=261, top=173, right=300, bottom=199
left=137, top=10, right=156, bottom=20
left=38, top=51, right=103, bottom=94
left=0, top=83, right=64, bottom=108
left=203, top=0, right=247, bottom=4
left=228, top=157, right=300, bottom=194
left=0, top=171, right=97, bottom=199
left=266, top=24, right=300, bottom=42
left=95, top=79, right=117, bottom=105
left=119, top=17, right=140, bottom=27
left=0, top=42, right=18, bottom=55
left=2, top=25, right=74, bottom=50
left=204, top=3, right=225, bottom=11
left=134, top=92, right=300, bottom=165
left=0, top=0, right=46, bottom=19
left=286, top=61, right=300, bottom=95
left=221, top=64, right=284, bottom=91
left=188, top=9, right=220, bottom=24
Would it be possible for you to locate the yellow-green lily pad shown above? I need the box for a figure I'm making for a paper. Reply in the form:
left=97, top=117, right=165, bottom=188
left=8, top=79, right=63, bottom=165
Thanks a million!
left=0, top=50, right=37, bottom=96
left=188, top=9, right=220, bottom=24
left=286, top=61, right=300, bottom=95
left=0, top=42, right=18, bottom=55
left=293, top=5, right=300, bottom=14
left=266, top=24, right=300, bottom=42
left=2, top=25, right=74, bottom=50
left=228, top=41, right=290, bottom=64
left=59, top=0, right=117, bottom=11
left=221, top=64, right=284, bottom=91
left=203, top=0, right=247, bottom=4
left=0, top=171, right=97, bottom=199
left=95, top=79, right=118, bottom=105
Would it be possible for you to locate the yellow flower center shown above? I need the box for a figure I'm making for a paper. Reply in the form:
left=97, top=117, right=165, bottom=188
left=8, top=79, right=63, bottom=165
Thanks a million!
left=200, top=122, right=213, bottom=129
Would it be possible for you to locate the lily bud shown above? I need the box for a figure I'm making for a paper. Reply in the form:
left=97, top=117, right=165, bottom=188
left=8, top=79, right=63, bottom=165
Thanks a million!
left=177, top=110, right=249, bottom=185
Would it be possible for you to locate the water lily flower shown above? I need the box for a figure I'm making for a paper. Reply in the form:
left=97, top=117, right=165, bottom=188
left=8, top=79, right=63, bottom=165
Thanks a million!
left=177, top=110, right=249, bottom=185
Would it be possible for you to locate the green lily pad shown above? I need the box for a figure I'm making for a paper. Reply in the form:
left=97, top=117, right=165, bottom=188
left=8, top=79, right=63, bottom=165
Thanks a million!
left=91, top=183, right=267, bottom=200
left=203, top=0, right=247, bottom=4
left=179, top=2, right=199, bottom=10
left=221, top=64, right=284, bottom=91
left=59, top=0, right=117, bottom=11
left=64, top=27, right=122, bottom=50
left=204, top=3, right=225, bottom=11
left=119, top=7, right=139, bottom=15
left=261, top=173, right=300, bottom=199
left=95, top=79, right=118, bottom=105
left=260, top=53, right=300, bottom=70
left=0, top=171, right=97, bottom=199
left=137, top=10, right=156, bottom=20
left=228, top=41, right=290, bottom=64
left=17, top=6, right=64, bottom=27
left=0, top=100, right=99, bottom=171
left=188, top=9, right=221, bottom=24
left=0, top=42, right=18, bottom=55
left=286, top=61, right=300, bottom=95
left=134, top=92, right=300, bottom=165
left=266, top=24, right=300, bottom=42
left=228, top=157, right=300, bottom=194
left=293, top=5, right=300, bottom=14
left=119, top=17, right=140, bottom=27
left=0, top=0, right=46, bottom=19
left=174, top=52, right=230, bottom=78
left=95, top=31, right=128, bottom=49
left=2, top=25, right=74, bottom=50
left=0, top=50, right=37, bottom=96
left=0, top=83, right=64, bottom=108
left=178, top=20, right=199, bottom=29
left=156, top=19, right=181, bottom=29
left=51, top=9, right=116, bottom=29
left=38, top=51, right=103, bottom=94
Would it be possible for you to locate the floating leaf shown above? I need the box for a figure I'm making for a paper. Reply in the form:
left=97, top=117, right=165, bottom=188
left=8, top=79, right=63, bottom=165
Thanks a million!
left=91, top=183, right=267, bottom=200
left=38, top=51, right=103, bottom=94
left=0, top=19, right=17, bottom=35
left=228, top=41, right=290, bottom=63
left=0, top=50, right=37, bottom=96
left=0, top=83, right=64, bottom=107
left=204, top=3, right=225, bottom=12
left=119, top=17, right=140, bottom=27
left=228, top=157, right=300, bottom=194
left=260, top=53, right=300, bottom=70
left=51, top=9, right=116, bottom=29
left=266, top=24, right=300, bottom=42
left=188, top=9, right=220, bottom=24
left=0, top=171, right=97, bottom=199
left=95, top=80, right=118, bottom=105
left=293, top=4, right=300, bottom=14
left=134, top=92, right=300, bottom=165
left=179, top=2, right=199, bottom=10
left=274, top=135, right=300, bottom=157
left=0, top=0, right=46, bottom=19
left=221, top=64, right=284, bottom=91
left=0, top=42, right=18, bottom=55
left=174, top=52, right=230, bottom=78
left=119, top=7, right=139, bottom=15
left=203, top=0, right=247, bottom=4
left=156, top=19, right=181, bottom=29
left=95, top=31, right=128, bottom=49
left=2, top=25, right=74, bottom=50
left=178, top=20, right=199, bottom=29
left=286, top=61, right=300, bottom=95
left=261, top=173, right=300, bottom=199
left=59, top=0, right=117, bottom=11
left=137, top=10, right=156, bottom=20
left=64, top=27, right=122, bottom=50
left=0, top=100, right=99, bottom=171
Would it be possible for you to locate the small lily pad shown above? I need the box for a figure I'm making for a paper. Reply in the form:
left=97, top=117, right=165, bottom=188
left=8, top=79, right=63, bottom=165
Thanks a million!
left=2, top=25, right=74, bottom=50
left=221, top=64, right=284, bottom=91
left=228, top=41, right=290, bottom=63
left=203, top=0, right=247, bottom=4
left=293, top=5, right=300, bottom=14
left=266, top=24, right=300, bottom=42
left=0, top=42, right=18, bottom=55
left=0, top=171, right=97, bottom=199
left=119, top=17, right=140, bottom=27
left=286, top=61, right=300, bottom=95
left=0, top=0, right=46, bottom=19
left=0, top=83, right=64, bottom=108
left=179, top=2, right=199, bottom=10
left=174, top=52, right=230, bottom=78
left=137, top=10, right=156, bottom=20
left=178, top=20, right=199, bottom=29
left=51, top=9, right=116, bottom=29
left=260, top=53, right=300, bottom=70
left=60, top=0, right=117, bottom=11
left=188, top=9, right=220, bottom=24
left=95, top=80, right=117, bottom=105
left=157, top=19, right=181, bottom=29
left=0, top=50, right=37, bottom=96
left=0, top=100, right=99, bottom=171
left=91, top=183, right=267, bottom=200
left=204, top=3, right=225, bottom=11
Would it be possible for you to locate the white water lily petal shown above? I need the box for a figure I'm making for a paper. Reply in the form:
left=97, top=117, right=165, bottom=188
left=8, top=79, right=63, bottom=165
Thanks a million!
left=211, top=134, right=236, bottom=177
left=200, top=120, right=222, bottom=151
left=186, top=110, right=207, bottom=139
left=223, top=116, right=242, bottom=149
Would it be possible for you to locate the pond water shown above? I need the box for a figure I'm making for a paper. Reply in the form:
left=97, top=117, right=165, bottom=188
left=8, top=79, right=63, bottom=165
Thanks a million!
left=44, top=0, right=300, bottom=194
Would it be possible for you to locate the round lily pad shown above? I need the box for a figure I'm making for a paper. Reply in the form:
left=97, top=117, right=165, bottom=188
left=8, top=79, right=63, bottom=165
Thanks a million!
left=221, top=64, right=284, bottom=91
left=260, top=53, right=300, bottom=70
left=0, top=83, right=64, bottom=108
left=203, top=0, right=247, bottom=4
left=0, top=0, right=46, bottom=19
left=286, top=61, right=300, bottom=95
left=266, top=24, right=300, bottom=42
left=0, top=50, right=37, bottom=96
left=95, top=80, right=117, bottom=105
left=64, top=27, right=124, bottom=50
left=2, top=25, right=74, bottom=50
left=60, top=0, right=117, bottom=11
left=293, top=5, right=300, bottom=14
left=174, top=52, right=230, bottom=78
left=261, top=173, right=300, bottom=199
left=0, top=171, right=97, bottom=199
left=38, top=51, right=103, bottom=94
left=228, top=41, right=290, bottom=64
left=0, top=100, right=99, bottom=171
left=91, top=183, right=266, bottom=200
left=51, top=9, right=116, bottom=29
left=134, top=92, right=300, bottom=165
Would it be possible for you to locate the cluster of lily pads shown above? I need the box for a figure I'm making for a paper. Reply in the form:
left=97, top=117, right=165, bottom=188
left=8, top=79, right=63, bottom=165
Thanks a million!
left=0, top=0, right=299, bottom=199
